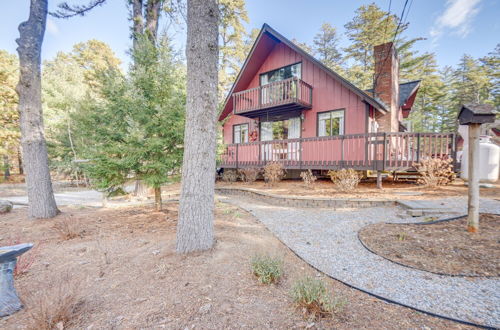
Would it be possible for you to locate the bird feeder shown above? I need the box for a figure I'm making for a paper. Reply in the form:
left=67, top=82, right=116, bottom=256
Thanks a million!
left=457, top=104, right=496, bottom=232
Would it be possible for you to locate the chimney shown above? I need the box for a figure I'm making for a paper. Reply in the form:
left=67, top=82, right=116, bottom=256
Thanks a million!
left=373, top=42, right=400, bottom=132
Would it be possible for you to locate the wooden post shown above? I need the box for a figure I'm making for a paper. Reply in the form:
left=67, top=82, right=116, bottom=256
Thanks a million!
left=467, top=123, right=480, bottom=233
left=376, top=171, right=383, bottom=189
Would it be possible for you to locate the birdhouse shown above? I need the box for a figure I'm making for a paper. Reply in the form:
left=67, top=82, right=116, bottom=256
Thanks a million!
left=458, top=104, right=496, bottom=125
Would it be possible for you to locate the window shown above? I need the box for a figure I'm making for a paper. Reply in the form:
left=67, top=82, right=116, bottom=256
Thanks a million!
left=260, top=117, right=301, bottom=141
left=260, top=63, right=301, bottom=86
left=233, top=124, right=249, bottom=144
left=318, top=110, right=344, bottom=136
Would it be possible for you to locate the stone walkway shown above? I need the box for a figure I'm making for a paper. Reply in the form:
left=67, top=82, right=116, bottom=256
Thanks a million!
left=220, top=195, right=500, bottom=328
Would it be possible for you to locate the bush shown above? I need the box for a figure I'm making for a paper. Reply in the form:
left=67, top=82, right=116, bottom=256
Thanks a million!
left=53, top=218, right=83, bottom=240
left=327, top=169, right=360, bottom=192
left=5, top=238, right=40, bottom=278
left=414, top=158, right=455, bottom=187
left=291, top=276, right=347, bottom=318
left=27, top=275, right=84, bottom=330
left=300, top=169, right=317, bottom=188
left=221, top=169, right=238, bottom=183
left=263, top=162, right=286, bottom=185
left=239, top=168, right=260, bottom=183
left=251, top=254, right=283, bottom=284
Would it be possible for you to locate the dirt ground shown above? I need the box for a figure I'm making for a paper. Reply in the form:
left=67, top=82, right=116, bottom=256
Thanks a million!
left=0, top=202, right=472, bottom=329
left=217, top=178, right=500, bottom=200
left=359, top=214, right=500, bottom=277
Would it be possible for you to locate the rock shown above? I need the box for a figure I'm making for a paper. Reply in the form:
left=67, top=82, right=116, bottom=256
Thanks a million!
left=0, top=200, right=13, bottom=214
left=198, top=303, right=211, bottom=315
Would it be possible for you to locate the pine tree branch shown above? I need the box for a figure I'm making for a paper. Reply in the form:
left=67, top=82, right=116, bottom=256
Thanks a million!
left=50, top=0, right=107, bottom=19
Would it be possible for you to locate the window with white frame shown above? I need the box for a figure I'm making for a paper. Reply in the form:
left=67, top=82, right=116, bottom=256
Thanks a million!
left=318, top=110, right=344, bottom=136
left=233, top=123, right=249, bottom=144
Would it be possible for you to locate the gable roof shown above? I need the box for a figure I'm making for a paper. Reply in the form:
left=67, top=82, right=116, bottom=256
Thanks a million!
left=218, top=24, right=388, bottom=121
left=364, top=80, right=421, bottom=109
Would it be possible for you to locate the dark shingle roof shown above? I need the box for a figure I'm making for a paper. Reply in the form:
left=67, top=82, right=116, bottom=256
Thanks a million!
left=462, top=103, right=495, bottom=115
left=364, top=80, right=421, bottom=108
left=399, top=80, right=420, bottom=107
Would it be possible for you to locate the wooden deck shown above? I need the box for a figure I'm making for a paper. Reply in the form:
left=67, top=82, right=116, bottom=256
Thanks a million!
left=219, top=132, right=457, bottom=171
left=232, top=78, right=313, bottom=118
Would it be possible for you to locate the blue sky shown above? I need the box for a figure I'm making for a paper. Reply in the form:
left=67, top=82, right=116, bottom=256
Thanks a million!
left=1, top=0, right=498, bottom=71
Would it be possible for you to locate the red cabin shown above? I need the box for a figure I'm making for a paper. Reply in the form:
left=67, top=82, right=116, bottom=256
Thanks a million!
left=218, top=24, right=455, bottom=172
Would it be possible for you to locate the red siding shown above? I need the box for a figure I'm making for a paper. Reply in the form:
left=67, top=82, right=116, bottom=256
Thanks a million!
left=222, top=41, right=368, bottom=143
left=222, top=114, right=256, bottom=145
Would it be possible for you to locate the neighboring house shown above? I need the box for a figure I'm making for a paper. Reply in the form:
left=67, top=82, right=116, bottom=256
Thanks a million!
left=218, top=24, right=455, bottom=172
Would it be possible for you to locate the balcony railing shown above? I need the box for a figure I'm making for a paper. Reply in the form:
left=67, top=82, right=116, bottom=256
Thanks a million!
left=233, top=78, right=313, bottom=115
left=218, top=132, right=457, bottom=172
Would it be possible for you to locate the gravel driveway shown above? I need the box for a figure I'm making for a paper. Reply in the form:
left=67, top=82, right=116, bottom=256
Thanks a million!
left=220, top=195, right=500, bottom=328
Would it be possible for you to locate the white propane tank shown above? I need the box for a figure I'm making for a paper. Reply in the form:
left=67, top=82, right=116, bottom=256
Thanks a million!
left=461, top=135, right=500, bottom=182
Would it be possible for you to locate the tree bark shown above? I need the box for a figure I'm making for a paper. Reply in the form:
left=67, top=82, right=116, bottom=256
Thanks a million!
left=3, top=155, right=10, bottom=180
left=145, top=0, right=162, bottom=42
left=17, top=147, right=23, bottom=175
left=176, top=0, right=219, bottom=253
left=16, top=0, right=59, bottom=218
left=154, top=186, right=162, bottom=211
left=130, top=0, right=144, bottom=51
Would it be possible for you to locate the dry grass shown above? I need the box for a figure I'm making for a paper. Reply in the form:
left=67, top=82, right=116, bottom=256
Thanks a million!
left=238, top=168, right=260, bottom=183
left=26, top=275, right=84, bottom=330
left=414, top=158, right=455, bottom=187
left=263, top=162, right=286, bottom=186
left=327, top=169, right=361, bottom=192
left=53, top=218, right=83, bottom=240
left=251, top=253, right=284, bottom=284
left=4, top=238, right=40, bottom=278
left=221, top=169, right=238, bottom=182
left=300, top=169, right=317, bottom=188
left=291, top=276, right=347, bottom=319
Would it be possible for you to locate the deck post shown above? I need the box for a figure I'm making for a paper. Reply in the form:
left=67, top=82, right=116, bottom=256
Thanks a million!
left=236, top=144, right=239, bottom=169
left=416, top=133, right=421, bottom=163
left=382, top=132, right=387, bottom=171
left=451, top=133, right=458, bottom=171
left=376, top=171, right=383, bottom=189
left=467, top=124, right=480, bottom=232
left=340, top=136, right=345, bottom=168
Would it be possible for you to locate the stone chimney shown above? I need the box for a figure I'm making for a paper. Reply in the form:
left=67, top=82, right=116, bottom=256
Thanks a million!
left=373, top=42, right=400, bottom=132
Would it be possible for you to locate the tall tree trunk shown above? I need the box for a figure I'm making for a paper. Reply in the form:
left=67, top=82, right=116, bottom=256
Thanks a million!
left=176, top=0, right=219, bottom=253
left=154, top=186, right=162, bottom=211
left=145, top=0, right=162, bottom=42
left=130, top=0, right=144, bottom=51
left=17, top=147, right=23, bottom=175
left=16, top=0, right=59, bottom=218
left=3, top=155, right=10, bottom=180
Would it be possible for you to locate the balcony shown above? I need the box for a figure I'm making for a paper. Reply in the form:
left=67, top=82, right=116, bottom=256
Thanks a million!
left=232, top=78, right=313, bottom=118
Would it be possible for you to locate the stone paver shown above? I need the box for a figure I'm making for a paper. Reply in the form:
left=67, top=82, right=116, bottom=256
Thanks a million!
left=220, top=195, right=500, bottom=328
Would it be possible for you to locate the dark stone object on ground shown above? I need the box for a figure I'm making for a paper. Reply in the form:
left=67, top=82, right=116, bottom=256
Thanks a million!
left=0, top=200, right=13, bottom=214
left=0, top=243, right=33, bottom=317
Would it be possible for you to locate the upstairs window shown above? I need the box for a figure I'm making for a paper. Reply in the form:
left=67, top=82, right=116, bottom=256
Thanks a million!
left=233, top=123, right=249, bottom=144
left=318, top=110, right=345, bottom=136
left=260, top=63, right=301, bottom=85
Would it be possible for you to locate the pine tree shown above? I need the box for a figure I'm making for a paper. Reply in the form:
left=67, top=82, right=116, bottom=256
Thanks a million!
left=42, top=40, right=122, bottom=182
left=0, top=50, right=20, bottom=177
left=75, top=36, right=186, bottom=210
left=218, top=0, right=249, bottom=101
left=343, top=3, right=426, bottom=89
left=452, top=54, right=492, bottom=106
left=313, top=23, right=344, bottom=73
left=176, top=0, right=219, bottom=253
left=479, top=44, right=500, bottom=107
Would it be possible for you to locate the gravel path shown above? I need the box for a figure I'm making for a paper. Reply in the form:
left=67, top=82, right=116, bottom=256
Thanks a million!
left=220, top=195, right=500, bottom=328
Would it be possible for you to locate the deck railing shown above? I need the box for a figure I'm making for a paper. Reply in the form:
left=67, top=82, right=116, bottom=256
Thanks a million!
left=218, top=132, right=457, bottom=171
left=233, top=78, right=313, bottom=114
